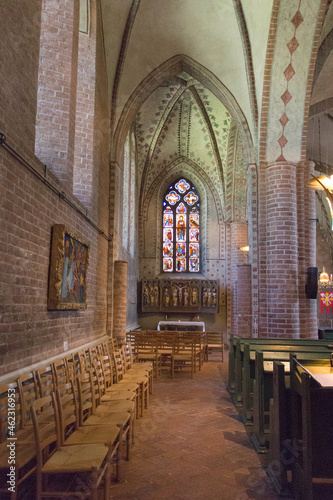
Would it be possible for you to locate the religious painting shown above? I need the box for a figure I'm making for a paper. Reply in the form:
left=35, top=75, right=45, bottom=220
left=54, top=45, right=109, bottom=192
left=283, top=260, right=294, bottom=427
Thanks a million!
left=48, top=225, right=89, bottom=310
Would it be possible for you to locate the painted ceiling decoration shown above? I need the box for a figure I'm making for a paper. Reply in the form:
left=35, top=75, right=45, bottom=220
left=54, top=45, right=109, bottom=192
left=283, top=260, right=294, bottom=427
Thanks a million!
left=100, top=0, right=333, bottom=220
left=135, top=73, right=232, bottom=217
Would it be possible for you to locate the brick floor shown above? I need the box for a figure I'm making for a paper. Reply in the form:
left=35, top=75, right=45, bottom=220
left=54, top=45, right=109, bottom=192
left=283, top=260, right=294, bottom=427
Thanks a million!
left=110, top=357, right=280, bottom=500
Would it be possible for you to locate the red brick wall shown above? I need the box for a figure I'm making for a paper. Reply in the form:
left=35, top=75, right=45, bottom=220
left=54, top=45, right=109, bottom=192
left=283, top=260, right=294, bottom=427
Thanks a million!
left=0, top=1, right=110, bottom=377
left=35, top=0, right=79, bottom=189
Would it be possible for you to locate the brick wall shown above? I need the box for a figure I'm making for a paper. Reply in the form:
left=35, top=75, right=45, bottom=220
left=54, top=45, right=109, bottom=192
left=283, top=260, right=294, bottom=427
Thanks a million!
left=0, top=0, right=110, bottom=377
left=35, top=0, right=79, bottom=189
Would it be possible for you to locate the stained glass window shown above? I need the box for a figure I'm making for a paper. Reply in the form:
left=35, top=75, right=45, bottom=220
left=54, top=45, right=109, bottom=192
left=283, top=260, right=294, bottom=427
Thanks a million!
left=162, top=178, right=200, bottom=273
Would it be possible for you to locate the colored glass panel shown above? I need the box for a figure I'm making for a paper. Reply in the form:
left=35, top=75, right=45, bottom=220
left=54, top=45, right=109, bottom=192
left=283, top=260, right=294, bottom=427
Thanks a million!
left=165, top=191, right=180, bottom=205
left=189, top=243, right=199, bottom=257
left=176, top=214, right=186, bottom=242
left=176, top=258, right=186, bottom=272
left=163, top=207, right=173, bottom=227
left=189, top=211, right=199, bottom=228
left=163, top=258, right=173, bottom=272
left=176, top=242, right=186, bottom=258
left=176, top=202, right=186, bottom=214
left=184, top=191, right=198, bottom=205
left=163, top=228, right=173, bottom=242
left=190, top=228, right=199, bottom=242
left=175, top=179, right=190, bottom=194
left=189, top=258, right=199, bottom=272
left=163, top=241, right=173, bottom=258
left=162, top=179, right=200, bottom=274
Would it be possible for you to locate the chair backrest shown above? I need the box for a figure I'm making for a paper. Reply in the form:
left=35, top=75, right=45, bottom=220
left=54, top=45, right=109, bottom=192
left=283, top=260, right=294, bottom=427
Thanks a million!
left=55, top=381, right=79, bottom=446
left=17, top=371, right=39, bottom=428
left=112, top=349, right=126, bottom=383
left=76, top=371, right=95, bottom=426
left=64, top=354, right=76, bottom=381
left=173, top=336, right=194, bottom=354
left=52, top=358, right=68, bottom=388
left=108, top=337, right=118, bottom=352
left=77, top=349, right=89, bottom=374
left=31, top=393, right=60, bottom=462
left=36, top=365, right=54, bottom=398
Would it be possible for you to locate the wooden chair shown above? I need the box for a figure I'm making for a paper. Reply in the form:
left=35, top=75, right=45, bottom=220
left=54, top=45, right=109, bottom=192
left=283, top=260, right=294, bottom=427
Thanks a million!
left=31, top=393, right=112, bottom=500
left=93, top=360, right=136, bottom=443
left=0, top=382, right=37, bottom=500
left=171, top=336, right=195, bottom=379
left=206, top=331, right=224, bottom=361
left=114, top=348, right=150, bottom=412
left=98, top=353, right=140, bottom=417
left=76, top=371, right=131, bottom=460
left=56, top=381, right=122, bottom=481
left=122, top=343, right=154, bottom=395
left=135, top=334, right=161, bottom=378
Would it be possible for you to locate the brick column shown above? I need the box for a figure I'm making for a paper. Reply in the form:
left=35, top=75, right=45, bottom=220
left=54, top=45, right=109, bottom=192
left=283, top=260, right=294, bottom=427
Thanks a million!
left=113, top=260, right=128, bottom=345
left=298, top=161, right=318, bottom=338
left=230, top=222, right=249, bottom=337
left=265, top=162, right=300, bottom=338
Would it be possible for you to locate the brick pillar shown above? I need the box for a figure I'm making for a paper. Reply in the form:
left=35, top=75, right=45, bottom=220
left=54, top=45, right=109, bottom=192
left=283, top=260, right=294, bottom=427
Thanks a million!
left=230, top=222, right=249, bottom=337
left=265, top=162, right=300, bottom=338
left=113, top=260, right=128, bottom=345
left=298, top=160, right=318, bottom=338
left=73, top=0, right=97, bottom=211
left=236, top=264, right=252, bottom=337
left=35, top=0, right=79, bottom=188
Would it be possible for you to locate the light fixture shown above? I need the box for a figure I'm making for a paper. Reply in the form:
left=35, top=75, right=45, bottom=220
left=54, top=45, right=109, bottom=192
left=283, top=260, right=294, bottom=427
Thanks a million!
left=240, top=245, right=249, bottom=252
left=318, top=266, right=332, bottom=288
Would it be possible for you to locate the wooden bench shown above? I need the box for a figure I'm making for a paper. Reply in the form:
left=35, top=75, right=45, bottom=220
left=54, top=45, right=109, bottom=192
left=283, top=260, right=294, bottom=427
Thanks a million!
left=251, top=349, right=332, bottom=453
left=290, top=356, right=333, bottom=500
left=230, top=337, right=333, bottom=406
left=241, top=343, right=333, bottom=426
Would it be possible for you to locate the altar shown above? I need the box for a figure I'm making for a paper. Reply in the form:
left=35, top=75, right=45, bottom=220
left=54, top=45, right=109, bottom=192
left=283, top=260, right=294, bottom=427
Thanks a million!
left=157, top=320, right=205, bottom=332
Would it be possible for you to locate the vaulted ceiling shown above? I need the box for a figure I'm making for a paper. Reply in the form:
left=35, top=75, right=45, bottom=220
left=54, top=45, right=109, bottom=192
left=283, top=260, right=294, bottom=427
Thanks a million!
left=100, top=0, right=333, bottom=177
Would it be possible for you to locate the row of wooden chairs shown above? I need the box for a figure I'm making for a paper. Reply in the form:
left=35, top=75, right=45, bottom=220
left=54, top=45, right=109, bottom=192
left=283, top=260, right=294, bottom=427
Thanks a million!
left=127, top=330, right=224, bottom=379
left=0, top=338, right=153, bottom=499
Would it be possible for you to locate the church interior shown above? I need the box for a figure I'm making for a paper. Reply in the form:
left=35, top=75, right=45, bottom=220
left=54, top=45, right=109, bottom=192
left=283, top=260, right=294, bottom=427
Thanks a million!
left=1, top=0, right=333, bottom=499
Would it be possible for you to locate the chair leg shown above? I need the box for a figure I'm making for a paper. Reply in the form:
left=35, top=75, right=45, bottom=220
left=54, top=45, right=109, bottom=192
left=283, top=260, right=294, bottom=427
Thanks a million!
left=91, top=467, right=98, bottom=500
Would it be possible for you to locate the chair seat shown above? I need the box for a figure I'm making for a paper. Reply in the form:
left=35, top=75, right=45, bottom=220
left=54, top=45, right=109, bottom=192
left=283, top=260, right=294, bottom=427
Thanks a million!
left=42, top=443, right=108, bottom=473
left=101, top=391, right=135, bottom=402
left=65, top=424, right=119, bottom=446
left=97, top=400, right=135, bottom=413
left=83, top=411, right=131, bottom=427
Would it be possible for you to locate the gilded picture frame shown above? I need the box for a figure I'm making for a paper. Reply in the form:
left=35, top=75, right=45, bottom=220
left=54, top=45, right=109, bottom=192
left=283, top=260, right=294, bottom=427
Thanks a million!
left=47, top=225, right=89, bottom=310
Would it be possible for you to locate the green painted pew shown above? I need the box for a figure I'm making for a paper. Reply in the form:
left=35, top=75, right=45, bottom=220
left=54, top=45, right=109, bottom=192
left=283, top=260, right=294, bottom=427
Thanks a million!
left=290, top=356, right=333, bottom=500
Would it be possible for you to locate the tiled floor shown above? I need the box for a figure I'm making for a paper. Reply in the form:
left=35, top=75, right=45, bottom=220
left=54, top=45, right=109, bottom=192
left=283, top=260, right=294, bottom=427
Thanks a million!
left=110, top=357, right=280, bottom=500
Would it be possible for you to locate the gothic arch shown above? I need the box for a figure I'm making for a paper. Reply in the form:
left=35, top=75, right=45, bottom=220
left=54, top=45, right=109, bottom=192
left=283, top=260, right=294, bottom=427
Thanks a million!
left=112, top=54, right=254, bottom=165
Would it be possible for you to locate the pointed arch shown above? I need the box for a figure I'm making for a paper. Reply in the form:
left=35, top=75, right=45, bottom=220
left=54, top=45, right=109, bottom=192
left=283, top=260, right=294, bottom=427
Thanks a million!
left=112, top=54, right=254, bottom=164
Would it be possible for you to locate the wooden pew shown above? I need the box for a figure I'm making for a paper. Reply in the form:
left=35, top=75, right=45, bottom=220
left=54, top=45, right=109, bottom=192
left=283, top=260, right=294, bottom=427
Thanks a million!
left=241, top=343, right=333, bottom=425
left=290, top=356, right=333, bottom=500
left=228, top=335, right=332, bottom=396
left=231, top=337, right=333, bottom=406
left=251, top=349, right=332, bottom=453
